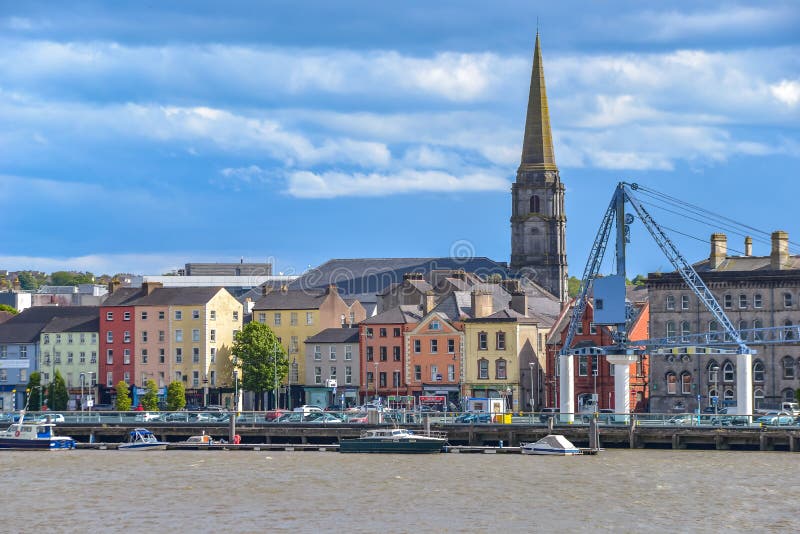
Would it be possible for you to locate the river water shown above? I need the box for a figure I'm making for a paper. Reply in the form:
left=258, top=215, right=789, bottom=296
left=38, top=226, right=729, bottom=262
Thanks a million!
left=3, top=449, right=798, bottom=533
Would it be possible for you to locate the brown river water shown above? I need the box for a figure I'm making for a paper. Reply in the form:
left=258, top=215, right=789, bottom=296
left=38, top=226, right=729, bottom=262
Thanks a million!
left=2, top=449, right=798, bottom=533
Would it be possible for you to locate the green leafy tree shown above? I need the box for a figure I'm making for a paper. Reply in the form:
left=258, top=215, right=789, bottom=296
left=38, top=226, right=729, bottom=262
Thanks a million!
left=233, top=321, right=287, bottom=410
left=17, top=271, right=38, bottom=290
left=115, top=381, right=132, bottom=411
left=141, top=379, right=160, bottom=410
left=50, top=271, right=95, bottom=286
left=166, top=381, right=186, bottom=411
left=26, top=371, right=42, bottom=410
left=0, top=304, right=18, bottom=315
left=46, top=370, right=69, bottom=411
left=567, top=276, right=581, bottom=298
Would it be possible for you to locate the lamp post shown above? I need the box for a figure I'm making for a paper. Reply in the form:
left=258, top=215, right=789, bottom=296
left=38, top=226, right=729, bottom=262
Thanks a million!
left=203, top=375, right=209, bottom=408
left=593, top=368, right=598, bottom=413
left=273, top=345, right=278, bottom=411
left=80, top=373, right=85, bottom=419
left=374, top=362, right=379, bottom=403
left=529, top=362, right=535, bottom=413
left=711, top=364, right=720, bottom=416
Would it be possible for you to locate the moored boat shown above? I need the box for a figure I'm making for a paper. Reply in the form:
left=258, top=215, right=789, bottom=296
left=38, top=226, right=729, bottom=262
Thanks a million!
left=339, top=428, right=447, bottom=454
left=118, top=428, right=168, bottom=451
left=0, top=418, right=76, bottom=450
left=521, top=434, right=581, bottom=456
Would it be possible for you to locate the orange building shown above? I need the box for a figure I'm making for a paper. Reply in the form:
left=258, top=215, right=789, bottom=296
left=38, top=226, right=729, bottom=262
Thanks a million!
left=404, top=311, right=464, bottom=406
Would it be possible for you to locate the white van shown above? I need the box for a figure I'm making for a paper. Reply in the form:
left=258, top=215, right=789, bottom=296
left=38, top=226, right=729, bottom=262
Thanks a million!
left=293, top=405, right=323, bottom=415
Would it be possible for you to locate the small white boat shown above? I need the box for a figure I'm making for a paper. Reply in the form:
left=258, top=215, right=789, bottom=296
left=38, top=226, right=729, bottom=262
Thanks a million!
left=521, top=434, right=581, bottom=456
left=118, top=428, right=168, bottom=451
left=339, top=428, right=447, bottom=454
left=0, top=418, right=76, bottom=450
left=183, top=432, right=213, bottom=445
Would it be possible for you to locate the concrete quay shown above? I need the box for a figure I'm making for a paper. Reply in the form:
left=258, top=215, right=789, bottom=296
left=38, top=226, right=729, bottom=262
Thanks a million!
left=60, top=422, right=800, bottom=452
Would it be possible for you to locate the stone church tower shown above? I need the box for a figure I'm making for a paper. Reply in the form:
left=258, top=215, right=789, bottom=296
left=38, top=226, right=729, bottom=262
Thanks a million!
left=510, top=32, right=568, bottom=302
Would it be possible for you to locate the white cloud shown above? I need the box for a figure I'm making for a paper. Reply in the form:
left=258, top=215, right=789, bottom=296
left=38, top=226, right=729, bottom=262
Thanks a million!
left=770, top=80, right=800, bottom=107
left=0, top=252, right=188, bottom=275
left=286, top=169, right=509, bottom=198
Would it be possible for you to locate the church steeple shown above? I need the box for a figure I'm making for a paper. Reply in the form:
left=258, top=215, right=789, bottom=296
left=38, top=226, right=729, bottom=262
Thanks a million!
left=510, top=32, right=568, bottom=302
left=519, top=32, right=557, bottom=172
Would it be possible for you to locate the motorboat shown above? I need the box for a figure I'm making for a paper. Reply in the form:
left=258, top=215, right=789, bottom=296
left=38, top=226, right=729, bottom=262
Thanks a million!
left=339, top=428, right=447, bottom=454
left=118, top=428, right=168, bottom=451
left=182, top=432, right=213, bottom=445
left=0, top=414, right=76, bottom=450
left=521, top=434, right=581, bottom=456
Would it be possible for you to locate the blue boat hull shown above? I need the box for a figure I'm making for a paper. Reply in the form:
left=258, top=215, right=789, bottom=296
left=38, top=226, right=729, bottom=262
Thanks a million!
left=0, top=437, right=76, bottom=450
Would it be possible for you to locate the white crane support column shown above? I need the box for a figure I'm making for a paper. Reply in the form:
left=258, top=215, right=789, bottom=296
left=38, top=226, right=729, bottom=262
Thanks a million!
left=559, top=355, right=574, bottom=423
left=736, top=352, right=753, bottom=416
left=606, top=354, right=637, bottom=420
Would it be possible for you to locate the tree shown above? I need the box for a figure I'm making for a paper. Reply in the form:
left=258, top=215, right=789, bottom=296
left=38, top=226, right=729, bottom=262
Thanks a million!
left=17, top=271, right=38, bottom=290
left=567, top=276, right=581, bottom=298
left=26, top=371, right=42, bottom=410
left=166, top=381, right=186, bottom=411
left=141, top=379, right=160, bottom=410
left=47, top=370, right=69, bottom=411
left=233, top=321, right=288, bottom=411
left=50, top=271, right=95, bottom=286
left=0, top=304, right=18, bottom=315
left=115, top=381, right=132, bottom=411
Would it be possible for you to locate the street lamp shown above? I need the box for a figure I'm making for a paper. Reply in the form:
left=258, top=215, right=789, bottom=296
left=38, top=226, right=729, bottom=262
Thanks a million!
left=374, top=362, right=379, bottom=403
left=80, top=373, right=85, bottom=418
left=529, top=362, right=535, bottom=413
left=593, top=368, right=598, bottom=413
left=711, top=365, right=720, bottom=416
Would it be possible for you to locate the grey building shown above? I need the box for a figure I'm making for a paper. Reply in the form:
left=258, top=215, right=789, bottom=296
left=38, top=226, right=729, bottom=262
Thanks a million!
left=303, top=328, right=360, bottom=409
left=184, top=262, right=272, bottom=276
left=648, top=231, right=800, bottom=413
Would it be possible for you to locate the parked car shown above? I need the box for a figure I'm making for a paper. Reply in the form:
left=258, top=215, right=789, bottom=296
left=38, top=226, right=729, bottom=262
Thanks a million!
left=191, top=412, right=223, bottom=422
left=134, top=412, right=161, bottom=422
left=346, top=412, right=369, bottom=423
left=263, top=409, right=290, bottom=421
left=581, top=409, right=616, bottom=424
left=305, top=412, right=345, bottom=423
left=454, top=412, right=492, bottom=424
left=667, top=414, right=694, bottom=425
left=539, top=407, right=559, bottom=423
left=755, top=411, right=795, bottom=426
left=293, top=405, right=323, bottom=415
left=162, top=412, right=190, bottom=422
left=273, top=412, right=304, bottom=423
left=37, top=413, right=66, bottom=423
left=711, top=415, right=749, bottom=426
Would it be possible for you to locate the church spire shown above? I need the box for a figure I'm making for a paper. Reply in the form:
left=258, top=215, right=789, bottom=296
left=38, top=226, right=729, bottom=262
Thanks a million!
left=519, top=32, right=557, bottom=172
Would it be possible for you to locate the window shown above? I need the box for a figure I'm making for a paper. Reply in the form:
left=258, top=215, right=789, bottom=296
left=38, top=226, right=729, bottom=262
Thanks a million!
left=175, top=330, right=183, bottom=342
left=79, top=333, right=85, bottom=344
left=666, top=321, right=676, bottom=338
left=274, top=313, right=281, bottom=326
left=753, top=320, right=764, bottom=341
left=141, top=349, right=148, bottom=364
left=106, top=349, right=113, bottom=365
left=329, top=346, right=337, bottom=360
left=0, top=345, right=6, bottom=358
left=448, top=339, right=455, bottom=353
left=290, top=336, right=298, bottom=353
left=123, top=331, right=131, bottom=343
left=392, top=371, right=400, bottom=387
left=366, top=371, right=373, bottom=385
left=530, top=195, right=540, bottom=213
left=783, top=356, right=795, bottom=379
left=122, top=311, right=130, bottom=321
left=67, top=334, right=73, bottom=344
left=496, top=332, right=506, bottom=350
left=478, top=358, right=489, bottom=379
left=414, top=340, right=421, bottom=353
left=210, top=348, right=216, bottom=363
left=414, top=365, right=422, bottom=381
left=708, top=361, right=719, bottom=383
left=723, top=361, right=734, bottom=382
left=785, top=320, right=795, bottom=340
left=306, top=312, right=313, bottom=325
left=754, top=294, right=763, bottom=308
left=0, top=369, right=6, bottom=382
left=666, top=373, right=677, bottom=394
left=681, top=372, right=692, bottom=394
left=782, top=388, right=796, bottom=403
left=79, top=351, right=86, bottom=364
left=753, top=361, right=765, bottom=383
left=478, top=332, right=487, bottom=350
left=233, top=310, right=239, bottom=321
left=666, top=295, right=675, bottom=310
left=430, top=339, right=438, bottom=353
left=158, top=311, right=165, bottom=320
left=43, top=334, right=49, bottom=345
left=192, top=371, right=199, bottom=387
left=193, top=347, right=200, bottom=363
left=106, top=372, right=114, bottom=388
left=159, top=348, right=165, bottom=364
left=578, top=355, right=588, bottom=376
left=290, top=312, right=297, bottom=326
left=430, top=365, right=439, bottom=381
left=19, top=346, right=27, bottom=359
left=123, top=349, right=130, bottom=365
left=591, top=356, right=598, bottom=376
left=141, top=331, right=148, bottom=343
left=723, top=294, right=732, bottom=309
left=589, top=323, right=598, bottom=335
left=680, top=321, right=691, bottom=342
left=366, top=328, right=373, bottom=338
left=210, top=330, right=216, bottom=342
left=175, top=348, right=183, bottom=363
left=366, top=346, right=373, bottom=361
left=379, top=328, right=387, bottom=338
left=56, top=334, right=62, bottom=344
left=393, top=328, right=401, bottom=337
left=175, top=310, right=182, bottom=320
left=67, top=352, right=73, bottom=364
left=576, top=323, right=584, bottom=335
left=379, top=346, right=387, bottom=361
left=210, top=310, right=216, bottom=320
left=393, top=346, right=400, bottom=361
left=708, top=321, right=720, bottom=342
left=158, top=330, right=165, bottom=342
left=681, top=295, right=690, bottom=310
left=496, top=359, right=507, bottom=380
left=784, top=293, right=793, bottom=308
left=723, top=388, right=734, bottom=401
left=345, top=345, right=352, bottom=360
left=448, top=364, right=455, bottom=382
left=106, top=331, right=113, bottom=343
left=350, top=311, right=355, bottom=325
left=738, top=294, right=747, bottom=309
left=192, top=310, right=200, bottom=320
left=54, top=351, right=61, bottom=364
left=429, top=321, right=440, bottom=331
left=345, top=366, right=352, bottom=384
left=90, top=351, right=97, bottom=364
left=258, top=313, right=266, bottom=324
left=106, top=311, right=114, bottom=321
left=736, top=320, right=748, bottom=341
left=19, top=369, right=27, bottom=383
left=378, top=372, right=386, bottom=388
left=192, top=329, right=200, bottom=342
left=314, top=346, right=321, bottom=360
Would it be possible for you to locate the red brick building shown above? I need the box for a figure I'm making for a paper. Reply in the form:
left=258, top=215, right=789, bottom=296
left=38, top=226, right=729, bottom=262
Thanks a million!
left=546, top=293, right=650, bottom=412
left=98, top=287, right=142, bottom=402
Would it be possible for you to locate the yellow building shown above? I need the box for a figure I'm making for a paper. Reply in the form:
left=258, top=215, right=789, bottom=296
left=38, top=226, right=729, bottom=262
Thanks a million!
left=463, top=289, right=549, bottom=413
left=251, top=284, right=365, bottom=406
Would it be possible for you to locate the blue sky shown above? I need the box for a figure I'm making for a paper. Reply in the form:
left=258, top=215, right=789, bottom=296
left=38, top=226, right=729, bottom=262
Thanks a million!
left=1, top=1, right=798, bottom=278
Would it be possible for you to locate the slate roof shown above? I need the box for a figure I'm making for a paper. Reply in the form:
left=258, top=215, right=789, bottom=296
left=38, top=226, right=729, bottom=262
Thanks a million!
left=134, top=287, right=223, bottom=306
left=693, top=255, right=800, bottom=272
left=252, top=289, right=329, bottom=311
left=102, top=287, right=144, bottom=306
left=0, top=306, right=99, bottom=344
left=305, top=328, right=360, bottom=344
left=42, top=314, right=99, bottom=334
left=362, top=305, right=424, bottom=325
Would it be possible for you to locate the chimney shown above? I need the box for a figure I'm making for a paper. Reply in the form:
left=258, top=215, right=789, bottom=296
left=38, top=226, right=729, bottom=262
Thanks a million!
left=471, top=289, right=493, bottom=319
left=510, top=291, right=528, bottom=316
left=403, top=272, right=424, bottom=281
left=244, top=297, right=255, bottom=314
left=108, top=278, right=121, bottom=294
left=709, top=233, right=727, bottom=270
left=325, top=284, right=338, bottom=295
left=501, top=279, right=521, bottom=294
left=424, top=290, right=436, bottom=315
left=142, top=281, right=163, bottom=296
left=771, top=231, right=789, bottom=270
left=744, top=236, right=753, bottom=257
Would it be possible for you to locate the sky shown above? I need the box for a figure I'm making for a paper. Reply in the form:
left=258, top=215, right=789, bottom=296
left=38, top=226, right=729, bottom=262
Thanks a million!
left=1, top=1, right=798, bottom=278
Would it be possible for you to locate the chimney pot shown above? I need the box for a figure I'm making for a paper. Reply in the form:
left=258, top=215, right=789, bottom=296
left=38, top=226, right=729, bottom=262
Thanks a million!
left=709, top=233, right=727, bottom=270
left=744, top=236, right=753, bottom=257
left=471, top=289, right=494, bottom=318
left=771, top=230, right=789, bottom=270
